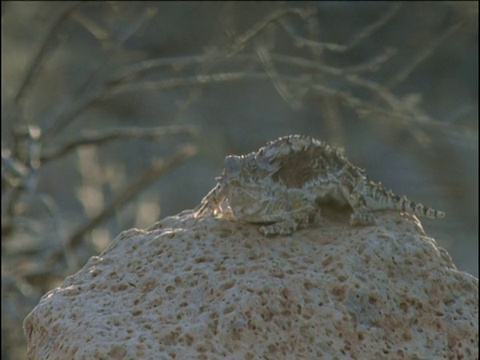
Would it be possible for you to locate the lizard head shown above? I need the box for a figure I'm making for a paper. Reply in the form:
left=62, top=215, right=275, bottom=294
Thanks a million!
left=221, top=154, right=256, bottom=182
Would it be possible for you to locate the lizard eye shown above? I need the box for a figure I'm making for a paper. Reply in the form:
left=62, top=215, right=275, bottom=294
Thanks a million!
left=224, top=155, right=242, bottom=175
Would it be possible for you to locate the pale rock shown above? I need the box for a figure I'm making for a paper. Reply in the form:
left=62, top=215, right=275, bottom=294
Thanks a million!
left=24, top=210, right=478, bottom=359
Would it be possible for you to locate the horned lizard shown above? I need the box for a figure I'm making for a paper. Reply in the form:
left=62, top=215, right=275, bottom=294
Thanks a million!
left=194, top=135, right=445, bottom=236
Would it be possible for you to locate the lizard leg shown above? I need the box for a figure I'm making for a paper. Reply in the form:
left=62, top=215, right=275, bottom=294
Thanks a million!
left=349, top=211, right=376, bottom=226
left=259, top=201, right=318, bottom=236
left=339, top=176, right=376, bottom=226
left=259, top=218, right=299, bottom=236
left=347, top=191, right=376, bottom=226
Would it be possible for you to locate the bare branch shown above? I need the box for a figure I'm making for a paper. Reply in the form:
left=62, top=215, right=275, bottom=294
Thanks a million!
left=14, top=2, right=81, bottom=107
left=342, top=2, right=402, bottom=50
left=280, top=3, right=402, bottom=52
left=40, top=5, right=396, bottom=140
left=114, top=47, right=396, bottom=86
left=45, top=144, right=197, bottom=260
left=255, top=44, right=303, bottom=109
left=102, top=70, right=460, bottom=134
left=43, top=6, right=157, bottom=142
left=71, top=10, right=110, bottom=40
left=116, top=6, right=158, bottom=44
left=41, top=125, right=200, bottom=163
left=42, top=87, right=105, bottom=142
left=42, top=64, right=109, bottom=143
left=221, top=7, right=311, bottom=59
left=385, top=18, right=467, bottom=90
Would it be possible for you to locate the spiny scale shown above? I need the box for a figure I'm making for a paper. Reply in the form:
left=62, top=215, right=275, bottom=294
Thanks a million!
left=195, top=135, right=445, bottom=236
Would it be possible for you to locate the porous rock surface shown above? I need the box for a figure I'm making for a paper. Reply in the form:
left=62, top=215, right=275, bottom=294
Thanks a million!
left=24, top=209, right=478, bottom=359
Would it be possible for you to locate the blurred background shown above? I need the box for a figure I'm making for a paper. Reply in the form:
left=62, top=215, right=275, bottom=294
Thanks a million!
left=1, top=2, right=478, bottom=358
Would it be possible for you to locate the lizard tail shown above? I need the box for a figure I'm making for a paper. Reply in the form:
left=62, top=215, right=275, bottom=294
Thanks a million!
left=398, top=196, right=445, bottom=219
left=368, top=181, right=445, bottom=219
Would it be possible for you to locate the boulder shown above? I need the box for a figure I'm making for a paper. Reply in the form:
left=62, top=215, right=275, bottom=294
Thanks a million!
left=24, top=210, right=478, bottom=359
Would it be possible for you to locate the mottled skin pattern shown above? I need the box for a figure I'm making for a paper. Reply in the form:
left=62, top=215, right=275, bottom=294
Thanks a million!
left=195, top=135, right=445, bottom=236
